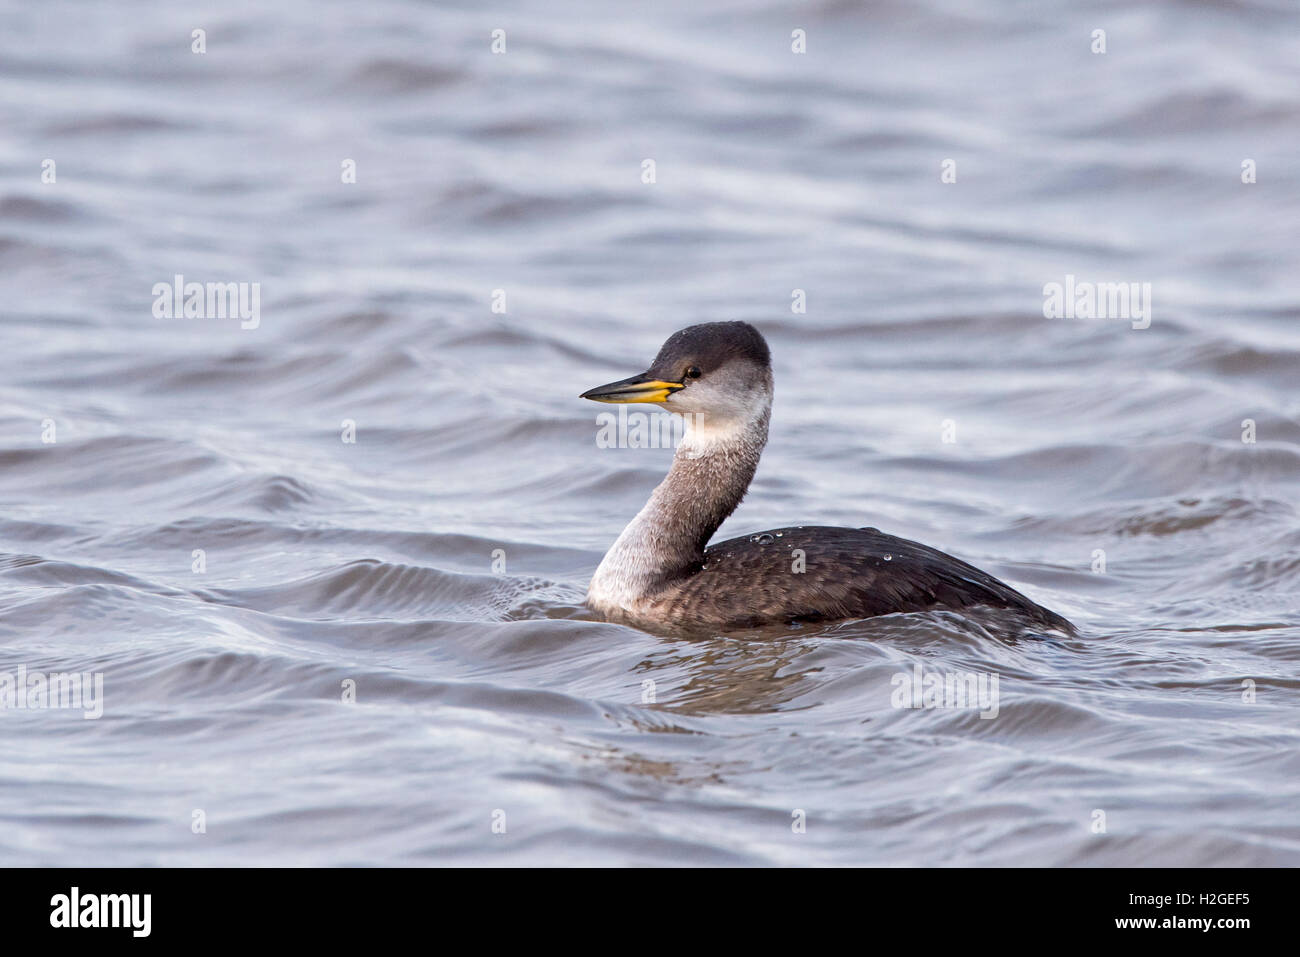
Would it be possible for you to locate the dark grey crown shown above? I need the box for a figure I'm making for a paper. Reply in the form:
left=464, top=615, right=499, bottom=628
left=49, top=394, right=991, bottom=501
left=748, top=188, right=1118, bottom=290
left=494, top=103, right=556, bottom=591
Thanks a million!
left=646, top=321, right=771, bottom=380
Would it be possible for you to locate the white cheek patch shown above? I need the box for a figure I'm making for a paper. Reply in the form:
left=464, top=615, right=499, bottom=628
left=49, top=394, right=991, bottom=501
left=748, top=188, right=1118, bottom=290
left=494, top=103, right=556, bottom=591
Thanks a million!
left=680, top=414, right=750, bottom=457
left=670, top=376, right=771, bottom=458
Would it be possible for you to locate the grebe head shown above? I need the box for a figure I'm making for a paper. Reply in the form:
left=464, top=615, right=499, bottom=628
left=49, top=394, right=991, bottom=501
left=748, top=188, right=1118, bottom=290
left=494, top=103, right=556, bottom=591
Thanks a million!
left=580, top=321, right=772, bottom=423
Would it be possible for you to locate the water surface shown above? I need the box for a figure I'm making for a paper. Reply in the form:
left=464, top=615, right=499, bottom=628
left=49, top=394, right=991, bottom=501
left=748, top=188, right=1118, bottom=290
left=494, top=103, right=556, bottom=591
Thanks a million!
left=1, top=0, right=1298, bottom=865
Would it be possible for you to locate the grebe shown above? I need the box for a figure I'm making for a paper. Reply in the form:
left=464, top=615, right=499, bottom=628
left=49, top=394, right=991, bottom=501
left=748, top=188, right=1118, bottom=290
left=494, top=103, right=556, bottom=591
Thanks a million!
left=581, top=321, right=1073, bottom=634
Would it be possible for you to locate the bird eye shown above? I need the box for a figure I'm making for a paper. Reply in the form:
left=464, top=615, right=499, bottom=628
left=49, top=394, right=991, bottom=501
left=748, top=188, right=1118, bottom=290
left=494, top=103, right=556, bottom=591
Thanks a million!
left=685, top=366, right=702, bottom=379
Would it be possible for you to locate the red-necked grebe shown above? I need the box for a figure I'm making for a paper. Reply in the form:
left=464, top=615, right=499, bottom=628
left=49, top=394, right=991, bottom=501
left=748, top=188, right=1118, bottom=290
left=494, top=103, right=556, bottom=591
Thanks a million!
left=581, top=321, right=1074, bottom=634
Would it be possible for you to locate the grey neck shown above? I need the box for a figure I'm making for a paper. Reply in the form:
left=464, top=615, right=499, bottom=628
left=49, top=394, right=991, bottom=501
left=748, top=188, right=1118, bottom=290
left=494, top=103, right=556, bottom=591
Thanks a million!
left=588, top=404, right=770, bottom=611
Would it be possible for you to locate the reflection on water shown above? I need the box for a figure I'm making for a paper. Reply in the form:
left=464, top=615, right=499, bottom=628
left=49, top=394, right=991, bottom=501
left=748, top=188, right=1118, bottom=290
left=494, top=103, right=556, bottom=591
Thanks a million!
left=635, top=636, right=823, bottom=716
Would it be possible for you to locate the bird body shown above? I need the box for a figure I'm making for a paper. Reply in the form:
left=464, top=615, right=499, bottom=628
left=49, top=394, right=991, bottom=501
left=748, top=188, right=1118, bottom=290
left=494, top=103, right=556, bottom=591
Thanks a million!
left=604, top=524, right=1073, bottom=632
left=581, top=321, right=1072, bottom=635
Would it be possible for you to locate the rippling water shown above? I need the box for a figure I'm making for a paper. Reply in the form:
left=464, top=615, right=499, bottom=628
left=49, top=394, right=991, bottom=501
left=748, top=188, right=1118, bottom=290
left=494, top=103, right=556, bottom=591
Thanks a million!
left=2, top=0, right=1299, bottom=865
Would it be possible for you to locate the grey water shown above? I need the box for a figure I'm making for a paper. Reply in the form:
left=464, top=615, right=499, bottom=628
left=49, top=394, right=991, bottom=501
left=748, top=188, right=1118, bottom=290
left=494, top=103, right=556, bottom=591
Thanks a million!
left=1, top=0, right=1298, bottom=865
